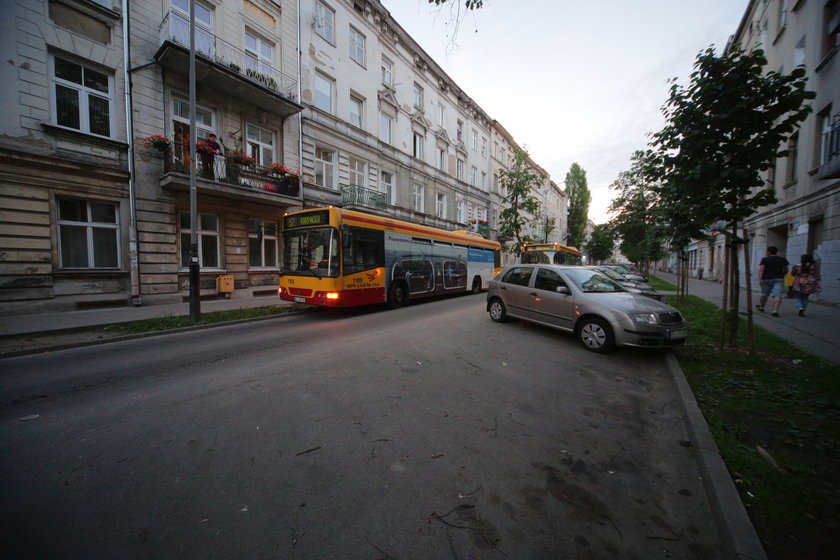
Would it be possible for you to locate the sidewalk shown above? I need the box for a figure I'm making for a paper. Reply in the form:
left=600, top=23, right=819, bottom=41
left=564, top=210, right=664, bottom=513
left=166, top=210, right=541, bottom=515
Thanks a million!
left=0, top=294, right=291, bottom=338
left=657, top=271, right=840, bottom=365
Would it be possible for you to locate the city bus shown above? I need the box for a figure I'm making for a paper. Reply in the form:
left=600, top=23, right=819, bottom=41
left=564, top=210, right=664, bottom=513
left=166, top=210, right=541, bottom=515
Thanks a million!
left=520, top=242, right=583, bottom=265
left=279, top=207, right=502, bottom=308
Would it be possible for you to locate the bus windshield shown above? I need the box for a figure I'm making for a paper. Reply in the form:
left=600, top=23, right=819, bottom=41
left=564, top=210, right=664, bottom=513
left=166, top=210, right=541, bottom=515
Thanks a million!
left=283, top=227, right=339, bottom=277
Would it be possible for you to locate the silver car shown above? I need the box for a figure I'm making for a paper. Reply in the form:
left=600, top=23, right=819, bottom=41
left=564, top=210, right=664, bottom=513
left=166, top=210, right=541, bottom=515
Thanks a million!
left=486, top=264, right=688, bottom=352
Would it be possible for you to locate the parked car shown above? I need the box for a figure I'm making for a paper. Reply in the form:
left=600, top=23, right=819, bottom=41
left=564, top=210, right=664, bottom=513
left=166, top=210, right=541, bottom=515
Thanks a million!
left=588, top=266, right=663, bottom=301
left=486, top=264, right=687, bottom=352
left=602, top=263, right=647, bottom=282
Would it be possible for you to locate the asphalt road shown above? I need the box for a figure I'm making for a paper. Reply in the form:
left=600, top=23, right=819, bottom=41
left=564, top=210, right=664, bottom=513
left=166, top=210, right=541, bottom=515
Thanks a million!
left=0, top=293, right=721, bottom=559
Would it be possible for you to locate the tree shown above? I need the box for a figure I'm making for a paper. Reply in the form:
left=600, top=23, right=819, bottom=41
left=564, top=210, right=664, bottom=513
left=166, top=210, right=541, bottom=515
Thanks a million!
left=584, top=224, right=616, bottom=264
left=649, top=46, right=814, bottom=347
left=497, top=149, right=541, bottom=255
left=428, top=0, right=483, bottom=8
left=608, top=151, right=667, bottom=274
left=565, top=163, right=591, bottom=249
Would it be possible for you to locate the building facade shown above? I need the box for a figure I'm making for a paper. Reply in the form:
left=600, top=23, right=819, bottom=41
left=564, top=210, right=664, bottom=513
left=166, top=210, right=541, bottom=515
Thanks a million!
left=680, top=0, right=839, bottom=304
left=0, top=0, right=568, bottom=315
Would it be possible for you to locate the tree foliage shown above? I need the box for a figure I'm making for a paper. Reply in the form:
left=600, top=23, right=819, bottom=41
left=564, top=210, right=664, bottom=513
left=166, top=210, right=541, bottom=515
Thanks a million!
left=428, top=0, right=483, bottom=8
left=565, top=163, right=591, bottom=249
left=497, top=149, right=541, bottom=255
left=608, top=151, right=666, bottom=268
left=584, top=224, right=615, bottom=264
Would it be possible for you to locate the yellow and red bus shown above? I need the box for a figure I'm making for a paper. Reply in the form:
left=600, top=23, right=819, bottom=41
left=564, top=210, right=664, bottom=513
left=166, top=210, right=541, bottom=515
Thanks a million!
left=279, top=207, right=502, bottom=308
left=520, top=242, right=583, bottom=265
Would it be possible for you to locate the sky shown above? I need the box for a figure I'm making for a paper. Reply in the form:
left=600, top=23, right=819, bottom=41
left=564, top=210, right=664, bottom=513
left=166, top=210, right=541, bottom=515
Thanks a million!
left=379, top=0, right=751, bottom=224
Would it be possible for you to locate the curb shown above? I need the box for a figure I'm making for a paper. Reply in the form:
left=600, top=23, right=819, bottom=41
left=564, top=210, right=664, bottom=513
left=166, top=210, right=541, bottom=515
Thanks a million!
left=665, top=352, right=768, bottom=560
left=0, top=307, right=314, bottom=359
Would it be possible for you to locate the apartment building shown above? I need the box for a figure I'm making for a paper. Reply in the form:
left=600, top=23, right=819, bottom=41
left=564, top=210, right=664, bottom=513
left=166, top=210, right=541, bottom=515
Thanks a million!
left=0, top=0, right=303, bottom=313
left=685, top=0, right=839, bottom=304
left=297, top=0, right=567, bottom=247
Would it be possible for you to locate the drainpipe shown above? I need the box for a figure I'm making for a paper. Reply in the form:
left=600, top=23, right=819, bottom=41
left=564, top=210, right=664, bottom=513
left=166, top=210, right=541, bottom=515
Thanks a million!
left=123, top=0, right=141, bottom=306
left=297, top=0, right=304, bottom=208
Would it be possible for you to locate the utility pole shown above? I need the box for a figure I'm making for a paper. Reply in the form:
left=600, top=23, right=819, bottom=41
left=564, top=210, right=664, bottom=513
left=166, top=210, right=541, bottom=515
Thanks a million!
left=188, top=0, right=201, bottom=320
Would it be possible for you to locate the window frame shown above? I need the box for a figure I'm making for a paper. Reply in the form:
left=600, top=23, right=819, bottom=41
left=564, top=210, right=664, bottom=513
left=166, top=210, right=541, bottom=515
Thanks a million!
left=436, top=192, right=447, bottom=219
left=413, top=183, right=425, bottom=213
left=246, top=123, right=275, bottom=166
left=380, top=170, right=394, bottom=205
left=413, top=131, right=425, bottom=160
left=50, top=54, right=115, bottom=139
left=57, top=198, right=120, bottom=269
left=380, top=111, right=393, bottom=144
left=348, top=157, right=366, bottom=188
left=244, top=29, right=274, bottom=76
left=381, top=57, right=393, bottom=87
left=349, top=94, right=364, bottom=129
left=314, top=72, right=333, bottom=113
left=248, top=219, right=279, bottom=269
left=349, top=26, right=366, bottom=67
left=413, top=83, right=424, bottom=111
left=315, top=1, right=335, bottom=44
left=180, top=211, right=221, bottom=269
left=314, top=146, right=335, bottom=189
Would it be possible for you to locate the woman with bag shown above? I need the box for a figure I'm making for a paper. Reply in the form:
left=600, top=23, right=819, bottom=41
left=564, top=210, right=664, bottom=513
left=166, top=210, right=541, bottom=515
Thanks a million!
left=792, top=254, right=821, bottom=316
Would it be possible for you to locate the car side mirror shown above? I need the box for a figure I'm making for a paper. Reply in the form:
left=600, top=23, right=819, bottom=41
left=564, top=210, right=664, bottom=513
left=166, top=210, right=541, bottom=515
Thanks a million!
left=556, top=286, right=570, bottom=295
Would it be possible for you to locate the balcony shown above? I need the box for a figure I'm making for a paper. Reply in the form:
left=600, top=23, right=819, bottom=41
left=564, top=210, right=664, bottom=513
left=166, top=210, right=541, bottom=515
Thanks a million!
left=818, top=112, right=840, bottom=180
left=341, top=184, right=389, bottom=211
left=160, top=143, right=300, bottom=204
left=469, top=219, right=490, bottom=237
left=155, top=10, right=303, bottom=119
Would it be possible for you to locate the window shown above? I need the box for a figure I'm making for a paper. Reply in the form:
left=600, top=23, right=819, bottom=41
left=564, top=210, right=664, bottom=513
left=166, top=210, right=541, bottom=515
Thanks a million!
left=456, top=199, right=465, bottom=223
left=481, top=137, right=487, bottom=157
left=58, top=198, right=119, bottom=269
left=381, top=171, right=394, bottom=204
left=51, top=56, right=113, bottom=137
left=413, top=183, right=425, bottom=212
left=380, top=112, right=393, bottom=144
left=456, top=120, right=463, bottom=142
left=343, top=227, right=384, bottom=275
left=349, top=157, right=366, bottom=187
left=794, top=35, right=806, bottom=68
left=381, top=57, right=393, bottom=86
left=349, top=95, right=363, bottom=128
left=349, top=26, right=365, bottom=66
left=501, top=266, right=532, bottom=287
left=472, top=130, right=478, bottom=151
left=172, top=0, right=214, bottom=56
left=534, top=268, right=567, bottom=292
left=819, top=107, right=837, bottom=165
left=315, top=1, right=335, bottom=43
left=249, top=219, right=278, bottom=268
left=824, top=1, right=839, bottom=57
left=438, top=147, right=446, bottom=171
left=481, top=172, right=487, bottom=191
left=314, top=72, right=332, bottom=113
left=777, top=0, right=788, bottom=33
left=436, top=192, right=447, bottom=218
left=457, top=158, right=464, bottom=180
left=437, top=103, right=445, bottom=127
left=786, top=131, right=799, bottom=183
left=180, top=212, right=219, bottom=268
left=471, top=165, right=477, bottom=186
left=172, top=97, right=215, bottom=164
left=246, top=123, right=274, bottom=165
left=314, top=147, right=335, bottom=188
left=245, top=30, right=273, bottom=76
left=413, top=132, right=424, bottom=160
left=413, top=83, right=423, bottom=111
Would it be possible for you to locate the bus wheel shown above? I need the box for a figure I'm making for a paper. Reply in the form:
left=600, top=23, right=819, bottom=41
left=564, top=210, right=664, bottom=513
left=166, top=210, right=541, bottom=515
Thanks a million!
left=471, top=276, right=482, bottom=294
left=388, top=281, right=407, bottom=308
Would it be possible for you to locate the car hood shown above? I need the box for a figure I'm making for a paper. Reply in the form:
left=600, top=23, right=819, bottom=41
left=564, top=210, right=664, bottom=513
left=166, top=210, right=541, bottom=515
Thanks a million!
left=582, top=291, right=678, bottom=314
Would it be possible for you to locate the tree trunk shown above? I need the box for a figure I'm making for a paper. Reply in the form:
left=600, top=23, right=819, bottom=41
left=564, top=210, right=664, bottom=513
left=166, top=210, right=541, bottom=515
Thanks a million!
left=743, top=227, right=754, bottom=354
left=719, top=241, right=730, bottom=350
left=728, top=224, right=741, bottom=347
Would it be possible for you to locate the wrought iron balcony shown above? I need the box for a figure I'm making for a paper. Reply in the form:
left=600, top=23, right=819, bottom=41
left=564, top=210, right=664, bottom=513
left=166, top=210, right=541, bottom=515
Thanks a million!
left=161, top=142, right=300, bottom=200
left=156, top=10, right=302, bottom=118
left=341, top=184, right=389, bottom=210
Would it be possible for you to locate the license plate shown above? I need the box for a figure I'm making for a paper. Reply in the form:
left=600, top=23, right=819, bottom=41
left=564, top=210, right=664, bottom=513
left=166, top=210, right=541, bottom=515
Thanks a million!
left=293, top=297, right=306, bottom=303
left=668, top=328, right=688, bottom=340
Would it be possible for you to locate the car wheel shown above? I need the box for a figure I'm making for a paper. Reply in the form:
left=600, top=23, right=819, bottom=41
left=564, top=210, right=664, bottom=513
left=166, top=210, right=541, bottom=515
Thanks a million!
left=388, top=281, right=407, bottom=309
left=488, top=298, right=507, bottom=322
left=471, top=276, right=482, bottom=294
left=577, top=317, right=615, bottom=353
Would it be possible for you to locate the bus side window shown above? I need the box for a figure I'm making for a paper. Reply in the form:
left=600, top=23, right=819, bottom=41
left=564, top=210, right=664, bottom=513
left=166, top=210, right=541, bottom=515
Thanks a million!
left=343, top=227, right=384, bottom=275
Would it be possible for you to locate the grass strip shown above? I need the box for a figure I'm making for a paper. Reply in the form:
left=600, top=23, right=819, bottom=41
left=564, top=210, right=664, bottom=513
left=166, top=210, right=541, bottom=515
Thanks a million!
left=650, top=275, right=839, bottom=559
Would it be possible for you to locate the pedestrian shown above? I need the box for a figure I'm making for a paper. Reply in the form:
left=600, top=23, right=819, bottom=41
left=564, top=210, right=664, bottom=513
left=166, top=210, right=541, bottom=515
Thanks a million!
left=791, top=254, right=821, bottom=317
left=756, top=246, right=789, bottom=317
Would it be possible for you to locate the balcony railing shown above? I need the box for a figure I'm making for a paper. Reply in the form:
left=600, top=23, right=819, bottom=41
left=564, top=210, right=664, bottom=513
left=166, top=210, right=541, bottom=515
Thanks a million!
left=163, top=143, right=300, bottom=197
left=341, top=184, right=389, bottom=210
left=469, top=220, right=490, bottom=237
left=159, top=10, right=297, bottom=101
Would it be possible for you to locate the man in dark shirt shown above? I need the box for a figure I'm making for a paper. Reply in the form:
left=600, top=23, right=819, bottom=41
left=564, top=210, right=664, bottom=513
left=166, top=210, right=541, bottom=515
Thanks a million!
left=757, top=246, right=789, bottom=317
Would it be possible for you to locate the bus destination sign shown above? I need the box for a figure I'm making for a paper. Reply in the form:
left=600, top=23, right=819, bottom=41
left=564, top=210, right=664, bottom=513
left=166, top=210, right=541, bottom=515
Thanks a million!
left=285, top=210, right=330, bottom=230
